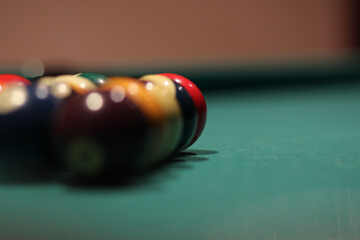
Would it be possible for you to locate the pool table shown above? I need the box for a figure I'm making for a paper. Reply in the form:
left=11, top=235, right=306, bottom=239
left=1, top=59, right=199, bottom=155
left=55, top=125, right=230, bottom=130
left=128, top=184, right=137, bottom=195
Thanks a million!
left=1, top=61, right=360, bottom=239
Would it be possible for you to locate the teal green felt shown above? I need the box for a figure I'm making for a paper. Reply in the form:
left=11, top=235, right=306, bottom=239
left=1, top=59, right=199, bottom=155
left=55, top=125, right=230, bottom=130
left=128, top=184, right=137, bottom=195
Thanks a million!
left=1, top=84, right=360, bottom=239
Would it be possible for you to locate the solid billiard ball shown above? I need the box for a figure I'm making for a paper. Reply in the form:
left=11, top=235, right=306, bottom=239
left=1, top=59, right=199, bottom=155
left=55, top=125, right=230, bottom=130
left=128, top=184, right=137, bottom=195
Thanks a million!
left=0, top=84, right=60, bottom=130
left=53, top=90, right=153, bottom=177
left=0, top=84, right=61, bottom=177
left=79, top=73, right=109, bottom=86
left=0, top=74, right=31, bottom=92
left=160, top=73, right=207, bottom=147
left=139, top=74, right=183, bottom=161
left=101, top=77, right=166, bottom=167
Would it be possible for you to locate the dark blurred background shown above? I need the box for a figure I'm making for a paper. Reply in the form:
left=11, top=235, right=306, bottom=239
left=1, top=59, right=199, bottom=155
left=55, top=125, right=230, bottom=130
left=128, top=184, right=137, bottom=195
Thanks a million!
left=0, top=0, right=359, bottom=86
left=0, top=0, right=359, bottom=65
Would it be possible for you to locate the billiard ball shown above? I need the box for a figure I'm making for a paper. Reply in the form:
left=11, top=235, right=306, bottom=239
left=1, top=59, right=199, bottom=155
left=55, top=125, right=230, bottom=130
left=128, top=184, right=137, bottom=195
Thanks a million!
left=79, top=73, right=109, bottom=86
left=0, top=74, right=31, bottom=92
left=160, top=73, right=207, bottom=147
left=101, top=77, right=166, bottom=167
left=142, top=74, right=198, bottom=153
left=37, top=77, right=73, bottom=100
left=0, top=84, right=61, bottom=178
left=53, top=90, right=153, bottom=177
left=139, top=74, right=183, bottom=161
left=38, top=75, right=97, bottom=95
left=172, top=80, right=198, bottom=152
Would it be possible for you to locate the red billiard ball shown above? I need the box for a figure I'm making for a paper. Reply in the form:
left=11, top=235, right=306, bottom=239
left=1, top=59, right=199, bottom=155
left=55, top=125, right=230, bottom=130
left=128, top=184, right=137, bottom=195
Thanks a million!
left=0, top=74, right=31, bottom=92
left=159, top=73, right=207, bottom=147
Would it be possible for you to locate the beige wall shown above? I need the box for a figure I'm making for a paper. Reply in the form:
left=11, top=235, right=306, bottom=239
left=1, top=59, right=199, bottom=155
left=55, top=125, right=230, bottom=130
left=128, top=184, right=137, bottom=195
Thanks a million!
left=0, top=0, right=356, bottom=68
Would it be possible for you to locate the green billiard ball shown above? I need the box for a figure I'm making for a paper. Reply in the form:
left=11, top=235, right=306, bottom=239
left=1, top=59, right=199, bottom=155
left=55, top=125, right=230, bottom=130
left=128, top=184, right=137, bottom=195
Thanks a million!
left=79, top=73, right=108, bottom=86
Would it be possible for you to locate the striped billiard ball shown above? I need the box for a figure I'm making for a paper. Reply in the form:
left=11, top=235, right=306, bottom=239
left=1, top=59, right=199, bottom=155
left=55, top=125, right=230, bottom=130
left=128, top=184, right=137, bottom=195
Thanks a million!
left=171, top=80, right=198, bottom=152
left=38, top=74, right=97, bottom=95
left=160, top=73, right=207, bottom=147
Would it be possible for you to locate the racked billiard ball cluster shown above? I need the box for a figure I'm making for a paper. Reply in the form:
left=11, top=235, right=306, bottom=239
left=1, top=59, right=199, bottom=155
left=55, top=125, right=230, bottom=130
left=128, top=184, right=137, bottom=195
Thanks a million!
left=0, top=73, right=207, bottom=179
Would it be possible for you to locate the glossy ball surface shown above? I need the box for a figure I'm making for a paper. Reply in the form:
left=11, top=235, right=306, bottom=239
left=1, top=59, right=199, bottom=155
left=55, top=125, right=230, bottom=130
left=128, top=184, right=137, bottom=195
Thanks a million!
left=173, top=81, right=198, bottom=152
left=101, top=77, right=166, bottom=167
left=38, top=75, right=97, bottom=95
left=139, top=74, right=183, bottom=160
left=160, top=73, right=207, bottom=147
left=0, top=84, right=60, bottom=177
left=79, top=73, right=109, bottom=86
left=0, top=74, right=31, bottom=92
left=53, top=90, right=152, bottom=177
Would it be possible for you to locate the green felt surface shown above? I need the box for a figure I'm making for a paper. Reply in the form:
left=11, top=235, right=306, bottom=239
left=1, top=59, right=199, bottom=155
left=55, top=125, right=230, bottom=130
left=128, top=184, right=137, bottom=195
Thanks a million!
left=1, top=84, right=360, bottom=239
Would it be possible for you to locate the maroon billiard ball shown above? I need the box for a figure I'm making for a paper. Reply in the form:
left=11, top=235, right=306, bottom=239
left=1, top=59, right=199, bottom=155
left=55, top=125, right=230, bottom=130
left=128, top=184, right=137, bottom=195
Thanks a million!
left=53, top=90, right=153, bottom=178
